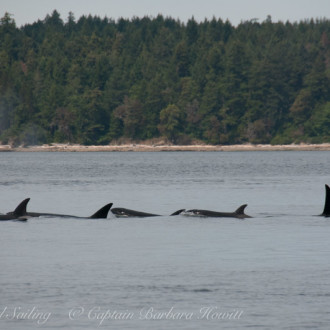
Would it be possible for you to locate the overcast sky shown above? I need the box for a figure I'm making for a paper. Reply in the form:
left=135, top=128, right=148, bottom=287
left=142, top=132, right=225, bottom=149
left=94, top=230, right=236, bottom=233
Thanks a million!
left=2, top=0, right=330, bottom=27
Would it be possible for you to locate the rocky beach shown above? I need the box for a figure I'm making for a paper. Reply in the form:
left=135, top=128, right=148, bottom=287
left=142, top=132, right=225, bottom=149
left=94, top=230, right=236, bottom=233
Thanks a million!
left=1, top=143, right=330, bottom=152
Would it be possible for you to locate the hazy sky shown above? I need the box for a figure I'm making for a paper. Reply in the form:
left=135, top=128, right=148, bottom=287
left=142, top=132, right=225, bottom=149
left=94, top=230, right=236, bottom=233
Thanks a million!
left=2, top=0, right=330, bottom=27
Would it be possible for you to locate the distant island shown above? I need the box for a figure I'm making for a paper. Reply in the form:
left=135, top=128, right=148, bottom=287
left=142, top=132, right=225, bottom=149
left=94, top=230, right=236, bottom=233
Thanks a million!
left=0, top=11, right=329, bottom=147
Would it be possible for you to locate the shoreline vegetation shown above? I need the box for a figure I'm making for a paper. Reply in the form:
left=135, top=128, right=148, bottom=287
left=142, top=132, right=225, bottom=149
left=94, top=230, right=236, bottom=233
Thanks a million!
left=1, top=143, right=330, bottom=152
left=1, top=13, right=330, bottom=147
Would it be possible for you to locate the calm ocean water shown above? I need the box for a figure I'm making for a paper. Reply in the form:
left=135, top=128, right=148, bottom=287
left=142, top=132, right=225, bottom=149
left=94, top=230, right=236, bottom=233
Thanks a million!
left=0, top=151, right=329, bottom=329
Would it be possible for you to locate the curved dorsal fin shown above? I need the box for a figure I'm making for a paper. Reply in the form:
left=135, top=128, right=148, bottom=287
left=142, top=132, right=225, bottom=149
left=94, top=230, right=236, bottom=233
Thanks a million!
left=170, top=209, right=185, bottom=216
left=235, top=204, right=248, bottom=215
left=89, top=203, right=113, bottom=219
left=322, top=184, right=330, bottom=216
left=13, top=198, right=30, bottom=216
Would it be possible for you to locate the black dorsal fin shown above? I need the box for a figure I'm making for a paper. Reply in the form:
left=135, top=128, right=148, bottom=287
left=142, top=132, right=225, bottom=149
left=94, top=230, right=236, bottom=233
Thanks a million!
left=235, top=204, right=248, bottom=215
left=322, top=184, right=330, bottom=216
left=170, top=209, right=185, bottom=216
left=13, top=198, right=30, bottom=216
left=89, top=203, right=113, bottom=219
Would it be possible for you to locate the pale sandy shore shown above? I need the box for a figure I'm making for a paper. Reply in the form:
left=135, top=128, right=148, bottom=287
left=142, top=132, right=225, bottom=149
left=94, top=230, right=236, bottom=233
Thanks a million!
left=1, top=143, right=330, bottom=152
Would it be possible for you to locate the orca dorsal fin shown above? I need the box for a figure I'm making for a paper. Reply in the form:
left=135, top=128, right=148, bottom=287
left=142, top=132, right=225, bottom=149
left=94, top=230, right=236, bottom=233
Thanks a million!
left=235, top=204, right=248, bottom=215
left=89, top=203, right=113, bottom=219
left=170, top=209, right=185, bottom=216
left=322, top=184, right=330, bottom=216
left=13, top=198, right=30, bottom=217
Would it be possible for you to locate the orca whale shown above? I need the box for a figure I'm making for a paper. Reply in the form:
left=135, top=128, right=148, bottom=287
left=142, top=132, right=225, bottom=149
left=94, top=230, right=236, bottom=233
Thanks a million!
left=7, top=203, right=113, bottom=219
left=184, top=204, right=251, bottom=219
left=321, top=184, right=330, bottom=217
left=111, top=208, right=185, bottom=218
left=0, top=198, right=30, bottom=221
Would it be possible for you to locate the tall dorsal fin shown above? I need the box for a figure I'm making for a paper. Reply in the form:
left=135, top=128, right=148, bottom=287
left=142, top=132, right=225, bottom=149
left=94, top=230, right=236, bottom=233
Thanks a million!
left=235, top=204, right=248, bottom=215
left=322, top=184, right=330, bottom=216
left=13, top=198, right=30, bottom=216
left=89, top=203, right=113, bottom=219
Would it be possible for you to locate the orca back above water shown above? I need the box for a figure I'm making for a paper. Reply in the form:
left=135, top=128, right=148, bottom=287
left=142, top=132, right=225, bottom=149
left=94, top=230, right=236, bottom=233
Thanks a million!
left=0, top=198, right=30, bottom=221
left=7, top=203, right=113, bottom=219
left=185, top=204, right=251, bottom=219
left=111, top=208, right=185, bottom=218
left=321, top=184, right=330, bottom=217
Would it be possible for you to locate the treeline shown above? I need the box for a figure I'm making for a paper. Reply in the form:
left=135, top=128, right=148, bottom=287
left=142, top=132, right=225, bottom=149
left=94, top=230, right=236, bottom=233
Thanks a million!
left=0, top=11, right=329, bottom=146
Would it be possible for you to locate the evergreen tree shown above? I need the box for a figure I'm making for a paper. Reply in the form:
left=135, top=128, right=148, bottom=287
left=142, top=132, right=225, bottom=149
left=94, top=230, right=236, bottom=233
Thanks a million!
left=0, top=12, right=329, bottom=145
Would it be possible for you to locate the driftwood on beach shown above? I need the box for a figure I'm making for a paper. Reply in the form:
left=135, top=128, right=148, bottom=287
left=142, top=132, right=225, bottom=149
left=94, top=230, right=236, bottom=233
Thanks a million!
left=1, top=143, right=330, bottom=152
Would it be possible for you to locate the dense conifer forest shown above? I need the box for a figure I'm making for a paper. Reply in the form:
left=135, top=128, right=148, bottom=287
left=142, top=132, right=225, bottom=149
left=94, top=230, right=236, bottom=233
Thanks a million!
left=0, top=11, right=329, bottom=145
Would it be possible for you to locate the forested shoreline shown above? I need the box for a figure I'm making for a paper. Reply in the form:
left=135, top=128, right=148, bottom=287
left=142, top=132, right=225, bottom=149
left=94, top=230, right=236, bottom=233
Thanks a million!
left=0, top=11, right=329, bottom=146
